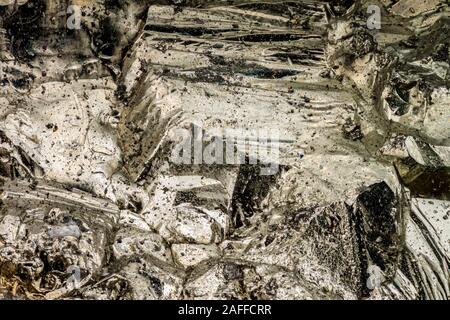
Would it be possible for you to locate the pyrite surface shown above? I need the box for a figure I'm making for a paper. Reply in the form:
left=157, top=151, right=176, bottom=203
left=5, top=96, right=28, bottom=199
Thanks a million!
left=0, top=0, right=449, bottom=300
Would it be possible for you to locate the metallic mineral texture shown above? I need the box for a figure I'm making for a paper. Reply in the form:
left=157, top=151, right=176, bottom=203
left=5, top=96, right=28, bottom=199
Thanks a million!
left=0, top=0, right=449, bottom=300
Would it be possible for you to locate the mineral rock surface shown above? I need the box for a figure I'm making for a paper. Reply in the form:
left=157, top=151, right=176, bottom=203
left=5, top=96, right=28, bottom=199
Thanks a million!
left=0, top=0, right=449, bottom=300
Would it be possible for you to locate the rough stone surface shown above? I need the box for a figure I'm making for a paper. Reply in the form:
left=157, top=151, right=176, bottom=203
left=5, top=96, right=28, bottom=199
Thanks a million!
left=0, top=0, right=448, bottom=300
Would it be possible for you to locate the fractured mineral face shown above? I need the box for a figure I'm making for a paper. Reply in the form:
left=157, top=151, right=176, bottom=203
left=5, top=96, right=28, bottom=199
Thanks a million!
left=0, top=0, right=449, bottom=300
